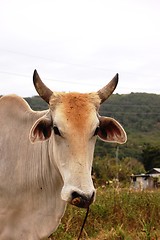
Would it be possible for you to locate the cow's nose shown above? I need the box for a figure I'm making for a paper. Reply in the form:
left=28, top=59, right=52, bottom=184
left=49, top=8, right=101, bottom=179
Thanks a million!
left=71, top=191, right=95, bottom=208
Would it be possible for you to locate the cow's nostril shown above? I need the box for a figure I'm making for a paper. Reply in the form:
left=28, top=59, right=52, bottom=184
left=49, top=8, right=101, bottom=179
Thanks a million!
left=71, top=191, right=95, bottom=208
left=72, top=191, right=80, bottom=199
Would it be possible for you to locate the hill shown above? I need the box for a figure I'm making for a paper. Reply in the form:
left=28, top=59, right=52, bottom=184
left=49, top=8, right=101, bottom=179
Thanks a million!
left=97, top=92, right=160, bottom=160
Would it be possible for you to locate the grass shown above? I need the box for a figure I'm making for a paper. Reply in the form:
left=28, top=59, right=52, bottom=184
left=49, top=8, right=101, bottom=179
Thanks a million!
left=51, top=187, right=160, bottom=240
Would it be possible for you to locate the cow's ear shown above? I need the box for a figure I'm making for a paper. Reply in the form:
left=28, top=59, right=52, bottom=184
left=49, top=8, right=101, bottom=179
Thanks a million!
left=29, top=115, right=52, bottom=143
left=97, top=117, right=127, bottom=144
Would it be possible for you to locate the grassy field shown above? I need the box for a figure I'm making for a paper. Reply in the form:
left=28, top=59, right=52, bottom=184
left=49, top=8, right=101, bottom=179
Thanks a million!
left=51, top=187, right=160, bottom=240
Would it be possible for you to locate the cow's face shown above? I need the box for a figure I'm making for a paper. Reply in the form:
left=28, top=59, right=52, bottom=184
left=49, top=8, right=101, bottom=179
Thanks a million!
left=49, top=92, right=100, bottom=207
left=29, top=70, right=127, bottom=208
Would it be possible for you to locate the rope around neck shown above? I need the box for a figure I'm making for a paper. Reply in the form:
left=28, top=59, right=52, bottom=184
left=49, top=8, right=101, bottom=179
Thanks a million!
left=77, top=207, right=90, bottom=240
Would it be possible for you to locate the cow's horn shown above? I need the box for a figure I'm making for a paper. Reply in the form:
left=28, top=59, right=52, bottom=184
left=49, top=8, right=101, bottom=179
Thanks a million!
left=33, top=70, right=53, bottom=104
left=97, top=73, right=118, bottom=104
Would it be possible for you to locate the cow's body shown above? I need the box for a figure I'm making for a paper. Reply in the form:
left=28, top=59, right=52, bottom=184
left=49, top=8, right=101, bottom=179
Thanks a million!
left=0, top=71, right=127, bottom=239
left=0, top=95, right=65, bottom=239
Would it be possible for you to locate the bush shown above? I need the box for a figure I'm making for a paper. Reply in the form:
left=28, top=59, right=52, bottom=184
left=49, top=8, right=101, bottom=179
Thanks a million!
left=92, top=156, right=145, bottom=186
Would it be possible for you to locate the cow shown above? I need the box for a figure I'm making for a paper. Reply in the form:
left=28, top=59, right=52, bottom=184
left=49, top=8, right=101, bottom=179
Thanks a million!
left=0, top=70, right=127, bottom=239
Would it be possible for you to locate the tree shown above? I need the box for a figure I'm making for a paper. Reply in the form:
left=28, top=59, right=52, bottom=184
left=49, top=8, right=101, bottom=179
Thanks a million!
left=141, top=144, right=160, bottom=171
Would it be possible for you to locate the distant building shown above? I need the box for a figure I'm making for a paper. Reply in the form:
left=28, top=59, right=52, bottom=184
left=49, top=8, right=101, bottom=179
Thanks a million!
left=131, top=168, right=160, bottom=190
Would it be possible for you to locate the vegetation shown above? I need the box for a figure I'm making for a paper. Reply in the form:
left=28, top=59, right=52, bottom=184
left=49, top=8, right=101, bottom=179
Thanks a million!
left=141, top=144, right=160, bottom=171
left=93, top=156, right=145, bottom=186
left=51, top=187, right=160, bottom=240
left=97, top=92, right=160, bottom=160
left=25, top=96, right=48, bottom=111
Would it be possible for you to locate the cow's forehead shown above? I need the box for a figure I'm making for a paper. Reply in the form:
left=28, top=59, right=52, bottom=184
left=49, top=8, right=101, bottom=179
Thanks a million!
left=49, top=92, right=100, bottom=129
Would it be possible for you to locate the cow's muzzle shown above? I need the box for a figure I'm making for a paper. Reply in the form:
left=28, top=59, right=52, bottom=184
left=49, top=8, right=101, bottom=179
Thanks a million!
left=71, top=191, right=95, bottom=208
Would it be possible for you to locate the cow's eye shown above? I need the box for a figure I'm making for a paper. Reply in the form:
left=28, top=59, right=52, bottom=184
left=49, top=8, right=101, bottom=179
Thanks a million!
left=93, top=127, right=99, bottom=136
left=53, top=126, right=61, bottom=136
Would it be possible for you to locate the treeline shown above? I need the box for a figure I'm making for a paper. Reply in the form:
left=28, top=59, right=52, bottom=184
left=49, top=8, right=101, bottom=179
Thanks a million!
left=25, top=93, right=160, bottom=177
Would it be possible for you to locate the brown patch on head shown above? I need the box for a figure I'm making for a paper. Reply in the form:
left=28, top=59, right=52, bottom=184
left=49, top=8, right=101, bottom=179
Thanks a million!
left=49, top=92, right=100, bottom=131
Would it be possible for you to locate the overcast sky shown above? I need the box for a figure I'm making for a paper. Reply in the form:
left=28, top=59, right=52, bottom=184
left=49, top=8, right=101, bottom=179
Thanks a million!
left=0, top=0, right=160, bottom=97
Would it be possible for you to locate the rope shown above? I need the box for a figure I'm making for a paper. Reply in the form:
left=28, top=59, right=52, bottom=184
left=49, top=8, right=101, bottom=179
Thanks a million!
left=77, top=207, right=90, bottom=240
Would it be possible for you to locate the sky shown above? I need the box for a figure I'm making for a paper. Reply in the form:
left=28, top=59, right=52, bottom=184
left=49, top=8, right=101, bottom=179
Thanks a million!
left=0, top=0, right=160, bottom=97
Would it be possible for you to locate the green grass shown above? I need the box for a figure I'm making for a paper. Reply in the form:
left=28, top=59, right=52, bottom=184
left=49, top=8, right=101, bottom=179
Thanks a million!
left=51, top=187, right=160, bottom=240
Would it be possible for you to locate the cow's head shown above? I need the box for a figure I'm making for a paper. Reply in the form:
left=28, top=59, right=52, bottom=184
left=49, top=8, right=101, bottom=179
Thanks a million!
left=29, top=70, right=127, bottom=208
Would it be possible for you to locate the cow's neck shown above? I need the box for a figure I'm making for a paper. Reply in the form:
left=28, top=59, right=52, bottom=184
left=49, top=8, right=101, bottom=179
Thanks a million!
left=25, top=139, right=66, bottom=237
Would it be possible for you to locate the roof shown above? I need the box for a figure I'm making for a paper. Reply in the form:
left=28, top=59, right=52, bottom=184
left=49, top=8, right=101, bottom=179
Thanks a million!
left=131, top=168, right=160, bottom=178
left=147, top=168, right=160, bottom=174
left=130, top=173, right=149, bottom=178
